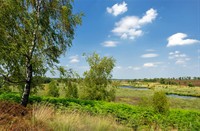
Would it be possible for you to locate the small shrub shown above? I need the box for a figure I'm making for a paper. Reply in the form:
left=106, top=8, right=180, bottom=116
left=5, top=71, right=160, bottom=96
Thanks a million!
left=152, top=91, right=169, bottom=113
left=188, top=82, right=194, bottom=87
left=47, top=80, right=59, bottom=97
left=65, top=81, right=78, bottom=98
left=105, top=86, right=116, bottom=101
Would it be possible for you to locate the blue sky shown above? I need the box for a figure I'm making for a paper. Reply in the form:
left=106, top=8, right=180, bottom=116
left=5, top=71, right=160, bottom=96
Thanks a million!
left=55, top=0, right=200, bottom=79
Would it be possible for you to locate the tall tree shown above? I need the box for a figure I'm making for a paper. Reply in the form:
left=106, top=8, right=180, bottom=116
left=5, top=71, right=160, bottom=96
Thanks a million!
left=82, top=53, right=116, bottom=101
left=0, top=0, right=82, bottom=106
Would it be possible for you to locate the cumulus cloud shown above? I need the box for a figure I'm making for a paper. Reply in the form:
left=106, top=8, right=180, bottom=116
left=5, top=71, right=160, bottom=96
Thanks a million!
left=102, top=41, right=118, bottom=47
left=112, top=8, right=157, bottom=40
left=168, top=51, right=190, bottom=65
left=167, top=33, right=200, bottom=47
left=141, top=53, right=158, bottom=58
left=107, top=1, right=127, bottom=16
left=69, top=55, right=79, bottom=63
left=139, top=8, right=158, bottom=25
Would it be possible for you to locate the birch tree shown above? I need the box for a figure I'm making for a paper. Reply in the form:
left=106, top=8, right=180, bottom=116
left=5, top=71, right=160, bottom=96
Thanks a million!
left=0, top=0, right=82, bottom=106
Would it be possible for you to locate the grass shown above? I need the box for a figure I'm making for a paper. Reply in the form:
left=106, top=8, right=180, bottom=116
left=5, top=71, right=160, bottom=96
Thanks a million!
left=0, top=101, right=131, bottom=131
left=116, top=88, right=200, bottom=110
left=1, top=82, right=200, bottom=130
left=1, top=93, right=200, bottom=130
left=32, top=103, right=132, bottom=131
left=116, top=87, right=154, bottom=97
left=132, top=82, right=200, bottom=97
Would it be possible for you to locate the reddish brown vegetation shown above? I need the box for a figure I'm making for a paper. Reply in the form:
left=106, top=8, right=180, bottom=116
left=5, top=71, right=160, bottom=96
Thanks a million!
left=0, top=101, right=50, bottom=131
left=170, top=80, right=200, bottom=86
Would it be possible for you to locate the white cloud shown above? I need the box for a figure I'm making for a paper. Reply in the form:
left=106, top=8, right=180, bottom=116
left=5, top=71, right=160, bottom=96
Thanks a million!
left=102, top=41, right=118, bottom=47
left=112, top=8, right=157, bottom=40
left=141, top=53, right=158, bottom=58
left=127, top=66, right=141, bottom=70
left=168, top=51, right=190, bottom=65
left=143, top=63, right=156, bottom=67
left=107, top=1, right=127, bottom=16
left=121, top=33, right=128, bottom=39
left=69, top=55, right=79, bottom=63
left=167, top=33, right=200, bottom=47
left=143, top=62, right=162, bottom=68
left=139, top=8, right=158, bottom=25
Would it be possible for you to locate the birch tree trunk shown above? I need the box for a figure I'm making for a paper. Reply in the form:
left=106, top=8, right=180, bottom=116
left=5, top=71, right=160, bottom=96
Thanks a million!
left=21, top=64, right=32, bottom=107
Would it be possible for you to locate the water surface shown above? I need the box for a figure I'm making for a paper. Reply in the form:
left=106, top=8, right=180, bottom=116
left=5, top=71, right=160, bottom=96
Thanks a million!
left=120, top=85, right=149, bottom=90
left=167, top=94, right=199, bottom=99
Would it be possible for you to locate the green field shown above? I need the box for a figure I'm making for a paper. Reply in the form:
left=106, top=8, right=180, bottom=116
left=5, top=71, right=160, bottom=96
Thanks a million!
left=1, top=81, right=200, bottom=130
left=0, top=92, right=200, bottom=130
left=116, top=87, right=200, bottom=110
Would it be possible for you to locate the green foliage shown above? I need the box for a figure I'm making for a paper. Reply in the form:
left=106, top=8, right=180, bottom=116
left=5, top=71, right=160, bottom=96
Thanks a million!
left=160, top=78, right=165, bottom=84
left=0, top=78, right=11, bottom=94
left=48, top=80, right=59, bottom=97
left=0, top=85, right=11, bottom=94
left=82, top=52, right=116, bottom=101
left=153, top=91, right=169, bottom=113
left=188, top=82, right=194, bottom=87
left=0, top=93, right=21, bottom=102
left=0, top=77, right=3, bottom=88
left=1, top=93, right=200, bottom=130
left=0, top=0, right=82, bottom=106
left=65, top=81, right=78, bottom=98
left=0, top=0, right=83, bottom=80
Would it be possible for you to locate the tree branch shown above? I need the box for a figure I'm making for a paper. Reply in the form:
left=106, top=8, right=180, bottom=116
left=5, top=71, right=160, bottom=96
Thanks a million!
left=1, top=74, right=26, bottom=84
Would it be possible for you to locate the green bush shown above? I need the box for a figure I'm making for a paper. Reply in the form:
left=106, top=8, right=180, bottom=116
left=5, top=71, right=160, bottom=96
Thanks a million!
left=48, top=80, right=59, bottom=97
left=0, top=93, right=200, bottom=130
left=153, top=91, right=169, bottom=113
left=188, top=82, right=194, bottom=87
left=0, top=92, right=21, bottom=102
left=65, top=81, right=78, bottom=98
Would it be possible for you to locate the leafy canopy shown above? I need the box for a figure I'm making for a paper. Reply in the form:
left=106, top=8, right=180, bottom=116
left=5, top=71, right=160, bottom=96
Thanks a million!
left=82, top=52, right=116, bottom=101
left=0, top=0, right=82, bottom=87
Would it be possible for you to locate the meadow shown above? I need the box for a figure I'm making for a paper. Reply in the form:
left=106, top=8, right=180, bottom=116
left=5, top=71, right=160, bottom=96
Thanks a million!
left=129, top=81, right=200, bottom=97
left=0, top=81, right=200, bottom=130
left=116, top=87, right=200, bottom=110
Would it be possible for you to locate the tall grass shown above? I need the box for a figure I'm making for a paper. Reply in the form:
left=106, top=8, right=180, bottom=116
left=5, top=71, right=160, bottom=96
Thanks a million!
left=32, top=103, right=132, bottom=131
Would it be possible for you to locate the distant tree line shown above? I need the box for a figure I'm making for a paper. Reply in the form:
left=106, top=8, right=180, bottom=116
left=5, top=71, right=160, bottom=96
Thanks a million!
left=117, top=77, right=200, bottom=87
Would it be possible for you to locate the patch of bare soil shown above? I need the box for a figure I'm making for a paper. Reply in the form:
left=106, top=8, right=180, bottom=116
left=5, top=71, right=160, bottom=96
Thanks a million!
left=0, top=101, right=51, bottom=131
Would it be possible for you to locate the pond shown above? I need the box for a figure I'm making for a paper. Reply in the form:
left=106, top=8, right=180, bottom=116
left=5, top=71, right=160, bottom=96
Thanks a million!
left=167, top=94, right=200, bottom=99
left=119, top=85, right=149, bottom=90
